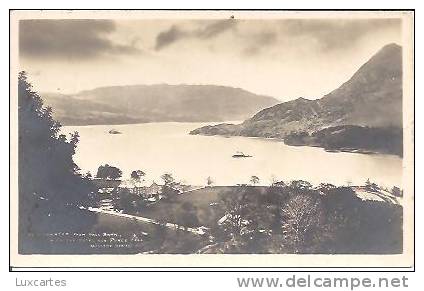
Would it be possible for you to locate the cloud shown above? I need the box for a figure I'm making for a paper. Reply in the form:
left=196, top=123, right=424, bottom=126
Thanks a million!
left=238, top=18, right=400, bottom=57
left=155, top=25, right=188, bottom=51
left=155, top=20, right=236, bottom=50
left=196, top=20, right=236, bottom=38
left=20, top=19, right=141, bottom=60
left=279, top=18, right=401, bottom=51
left=242, top=31, right=277, bottom=56
left=153, top=18, right=400, bottom=56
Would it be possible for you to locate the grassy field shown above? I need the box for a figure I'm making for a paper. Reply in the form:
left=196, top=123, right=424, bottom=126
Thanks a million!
left=21, top=209, right=205, bottom=254
left=139, top=186, right=269, bottom=227
left=92, top=211, right=205, bottom=253
left=21, top=185, right=402, bottom=254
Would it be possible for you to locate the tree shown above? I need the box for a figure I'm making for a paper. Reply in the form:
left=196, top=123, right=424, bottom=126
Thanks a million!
left=219, top=193, right=256, bottom=241
left=96, top=164, right=122, bottom=180
left=280, top=193, right=325, bottom=253
left=201, top=180, right=403, bottom=254
left=365, top=178, right=371, bottom=189
left=365, top=178, right=379, bottom=192
left=391, top=186, right=403, bottom=197
left=161, top=173, right=175, bottom=185
left=271, top=180, right=286, bottom=188
left=118, top=189, right=137, bottom=213
left=18, top=71, right=95, bottom=244
left=131, top=170, right=145, bottom=182
left=160, top=173, right=180, bottom=200
left=289, top=180, right=312, bottom=191
left=250, top=175, right=260, bottom=186
left=206, top=176, right=214, bottom=187
left=318, top=183, right=336, bottom=195
left=209, top=187, right=275, bottom=253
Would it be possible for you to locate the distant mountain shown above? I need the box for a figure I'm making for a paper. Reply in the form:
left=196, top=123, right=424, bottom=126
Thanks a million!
left=42, top=85, right=279, bottom=125
left=191, top=44, right=403, bottom=155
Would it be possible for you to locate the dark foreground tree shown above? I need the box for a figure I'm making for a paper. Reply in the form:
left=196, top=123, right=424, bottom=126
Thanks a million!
left=161, top=173, right=175, bottom=185
left=391, top=186, right=403, bottom=197
left=160, top=172, right=180, bottom=200
left=131, top=169, right=146, bottom=182
left=280, top=193, right=325, bottom=253
left=96, top=164, right=123, bottom=180
left=203, top=181, right=402, bottom=254
left=18, top=71, right=96, bottom=252
left=206, top=176, right=214, bottom=187
left=250, top=175, right=260, bottom=185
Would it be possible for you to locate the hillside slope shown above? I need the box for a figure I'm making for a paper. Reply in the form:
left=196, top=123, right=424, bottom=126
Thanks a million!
left=190, top=43, right=403, bottom=155
left=43, top=85, right=279, bottom=125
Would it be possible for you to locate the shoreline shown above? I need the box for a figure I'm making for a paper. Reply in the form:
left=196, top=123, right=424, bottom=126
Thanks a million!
left=192, top=131, right=402, bottom=158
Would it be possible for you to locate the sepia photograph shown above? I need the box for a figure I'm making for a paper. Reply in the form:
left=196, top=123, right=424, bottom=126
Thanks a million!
left=9, top=10, right=414, bottom=268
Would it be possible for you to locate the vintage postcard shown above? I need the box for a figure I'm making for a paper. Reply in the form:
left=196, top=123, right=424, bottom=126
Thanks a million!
left=9, top=10, right=414, bottom=268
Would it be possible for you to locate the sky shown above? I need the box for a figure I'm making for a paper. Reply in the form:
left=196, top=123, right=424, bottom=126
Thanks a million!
left=19, top=17, right=401, bottom=101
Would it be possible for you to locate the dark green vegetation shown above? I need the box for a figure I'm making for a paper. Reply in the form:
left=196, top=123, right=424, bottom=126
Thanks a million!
left=18, top=77, right=203, bottom=254
left=119, top=184, right=402, bottom=254
left=22, top=209, right=204, bottom=254
left=18, top=71, right=98, bottom=253
left=42, top=85, right=279, bottom=125
left=191, top=44, right=403, bottom=156
left=203, top=183, right=402, bottom=254
left=131, top=170, right=146, bottom=181
left=96, top=164, right=123, bottom=180
left=92, top=212, right=204, bottom=254
left=139, top=186, right=241, bottom=227
left=285, top=125, right=403, bottom=156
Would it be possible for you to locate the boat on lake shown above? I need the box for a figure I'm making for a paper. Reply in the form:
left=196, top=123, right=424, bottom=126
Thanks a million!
left=232, top=151, right=252, bottom=158
left=108, top=129, right=122, bottom=134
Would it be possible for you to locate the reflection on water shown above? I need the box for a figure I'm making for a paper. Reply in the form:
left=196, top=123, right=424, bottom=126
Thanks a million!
left=62, top=122, right=402, bottom=188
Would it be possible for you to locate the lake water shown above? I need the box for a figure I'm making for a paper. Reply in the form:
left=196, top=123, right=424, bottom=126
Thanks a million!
left=62, top=122, right=402, bottom=188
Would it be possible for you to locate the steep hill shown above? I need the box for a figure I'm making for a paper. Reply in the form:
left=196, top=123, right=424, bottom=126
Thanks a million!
left=190, top=43, right=403, bottom=155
